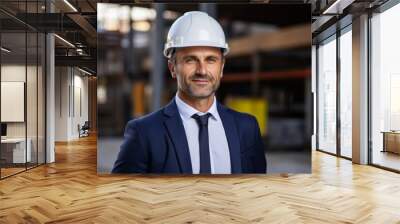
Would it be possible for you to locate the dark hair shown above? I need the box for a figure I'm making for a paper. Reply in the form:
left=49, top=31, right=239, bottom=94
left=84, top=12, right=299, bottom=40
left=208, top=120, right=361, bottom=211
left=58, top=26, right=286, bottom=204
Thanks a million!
left=168, top=48, right=177, bottom=64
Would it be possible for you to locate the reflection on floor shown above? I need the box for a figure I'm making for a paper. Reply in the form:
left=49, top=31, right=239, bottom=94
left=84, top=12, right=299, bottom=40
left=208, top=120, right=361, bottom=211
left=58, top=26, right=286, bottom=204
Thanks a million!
left=340, top=147, right=352, bottom=159
left=373, top=150, right=400, bottom=171
left=0, top=163, right=43, bottom=178
left=0, top=167, right=25, bottom=178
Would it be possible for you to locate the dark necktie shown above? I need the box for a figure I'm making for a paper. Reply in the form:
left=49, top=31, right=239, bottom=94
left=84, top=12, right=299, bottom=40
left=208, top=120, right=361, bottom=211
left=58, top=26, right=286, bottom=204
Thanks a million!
left=192, top=113, right=212, bottom=174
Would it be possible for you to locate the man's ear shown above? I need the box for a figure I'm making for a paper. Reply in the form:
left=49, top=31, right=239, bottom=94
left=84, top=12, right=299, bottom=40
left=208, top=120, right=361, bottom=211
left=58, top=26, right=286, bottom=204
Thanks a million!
left=168, top=60, right=176, bottom=78
left=220, top=59, right=225, bottom=77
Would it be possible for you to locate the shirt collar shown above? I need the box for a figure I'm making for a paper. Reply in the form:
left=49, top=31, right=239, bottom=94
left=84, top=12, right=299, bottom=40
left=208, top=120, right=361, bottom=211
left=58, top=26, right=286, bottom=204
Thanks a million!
left=175, top=93, right=219, bottom=121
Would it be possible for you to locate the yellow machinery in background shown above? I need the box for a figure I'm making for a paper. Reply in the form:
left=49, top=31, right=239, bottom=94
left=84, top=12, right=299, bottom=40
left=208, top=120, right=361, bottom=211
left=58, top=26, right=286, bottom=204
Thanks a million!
left=225, top=97, right=268, bottom=136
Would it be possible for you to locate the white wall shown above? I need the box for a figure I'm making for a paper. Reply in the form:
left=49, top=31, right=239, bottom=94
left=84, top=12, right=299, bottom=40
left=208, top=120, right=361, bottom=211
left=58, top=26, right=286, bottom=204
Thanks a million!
left=55, top=67, right=89, bottom=141
left=1, top=65, right=36, bottom=138
left=73, top=73, right=89, bottom=137
left=55, top=66, right=69, bottom=141
left=1, top=65, right=26, bottom=128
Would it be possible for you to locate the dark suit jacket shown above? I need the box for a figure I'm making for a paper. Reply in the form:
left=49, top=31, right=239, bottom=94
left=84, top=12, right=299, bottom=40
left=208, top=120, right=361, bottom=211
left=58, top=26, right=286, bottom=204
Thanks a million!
left=112, top=99, right=267, bottom=174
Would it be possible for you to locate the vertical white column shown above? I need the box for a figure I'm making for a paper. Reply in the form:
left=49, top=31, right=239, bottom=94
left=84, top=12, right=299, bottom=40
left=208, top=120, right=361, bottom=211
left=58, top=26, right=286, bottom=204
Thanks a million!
left=46, top=0, right=55, bottom=163
left=352, top=14, right=369, bottom=164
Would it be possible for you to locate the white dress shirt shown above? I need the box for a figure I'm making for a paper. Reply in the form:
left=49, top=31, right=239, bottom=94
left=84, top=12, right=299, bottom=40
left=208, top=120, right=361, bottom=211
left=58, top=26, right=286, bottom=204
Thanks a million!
left=175, top=94, right=231, bottom=174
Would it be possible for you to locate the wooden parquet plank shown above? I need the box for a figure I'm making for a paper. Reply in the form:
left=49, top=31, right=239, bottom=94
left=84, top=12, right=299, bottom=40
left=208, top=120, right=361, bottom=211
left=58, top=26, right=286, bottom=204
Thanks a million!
left=0, top=134, right=400, bottom=223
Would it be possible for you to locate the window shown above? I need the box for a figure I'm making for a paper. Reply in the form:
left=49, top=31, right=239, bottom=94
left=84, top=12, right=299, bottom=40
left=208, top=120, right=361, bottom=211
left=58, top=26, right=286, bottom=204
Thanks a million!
left=0, top=1, right=46, bottom=179
left=317, top=35, right=337, bottom=154
left=339, top=27, right=352, bottom=158
left=370, top=2, right=400, bottom=171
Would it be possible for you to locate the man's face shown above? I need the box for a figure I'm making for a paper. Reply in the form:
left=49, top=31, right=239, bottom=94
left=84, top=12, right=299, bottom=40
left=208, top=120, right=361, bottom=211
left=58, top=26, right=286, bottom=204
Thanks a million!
left=168, top=46, right=225, bottom=100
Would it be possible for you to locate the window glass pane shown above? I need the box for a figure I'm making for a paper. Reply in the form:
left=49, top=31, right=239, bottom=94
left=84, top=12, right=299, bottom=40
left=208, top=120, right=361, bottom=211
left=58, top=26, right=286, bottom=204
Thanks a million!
left=38, top=32, right=45, bottom=165
left=317, top=36, right=337, bottom=154
left=371, top=3, right=400, bottom=171
left=0, top=1, right=46, bottom=179
left=1, top=8, right=28, bottom=177
left=27, top=30, right=38, bottom=169
left=340, top=28, right=352, bottom=158
left=26, top=0, right=41, bottom=170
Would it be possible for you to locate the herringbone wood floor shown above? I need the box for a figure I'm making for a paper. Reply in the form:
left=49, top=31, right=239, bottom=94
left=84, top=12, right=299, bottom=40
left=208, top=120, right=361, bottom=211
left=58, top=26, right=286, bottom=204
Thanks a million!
left=1, top=135, right=400, bottom=224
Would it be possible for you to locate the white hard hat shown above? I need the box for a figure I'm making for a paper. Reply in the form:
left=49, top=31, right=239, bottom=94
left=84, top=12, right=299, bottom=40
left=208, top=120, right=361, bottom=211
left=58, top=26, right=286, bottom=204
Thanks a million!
left=163, top=11, right=229, bottom=58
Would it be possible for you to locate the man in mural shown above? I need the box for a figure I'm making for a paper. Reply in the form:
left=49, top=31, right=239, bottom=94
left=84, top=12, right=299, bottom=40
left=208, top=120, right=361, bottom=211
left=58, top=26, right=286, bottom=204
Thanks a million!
left=112, top=11, right=266, bottom=174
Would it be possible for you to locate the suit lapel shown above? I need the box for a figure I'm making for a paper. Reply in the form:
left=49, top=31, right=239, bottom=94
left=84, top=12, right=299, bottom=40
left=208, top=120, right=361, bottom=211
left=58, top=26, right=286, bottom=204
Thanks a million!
left=163, top=99, right=193, bottom=174
left=217, top=103, right=242, bottom=174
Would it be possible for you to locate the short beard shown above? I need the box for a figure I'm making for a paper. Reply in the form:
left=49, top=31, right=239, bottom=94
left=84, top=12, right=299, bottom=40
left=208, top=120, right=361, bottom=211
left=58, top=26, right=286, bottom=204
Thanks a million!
left=179, top=72, right=220, bottom=99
